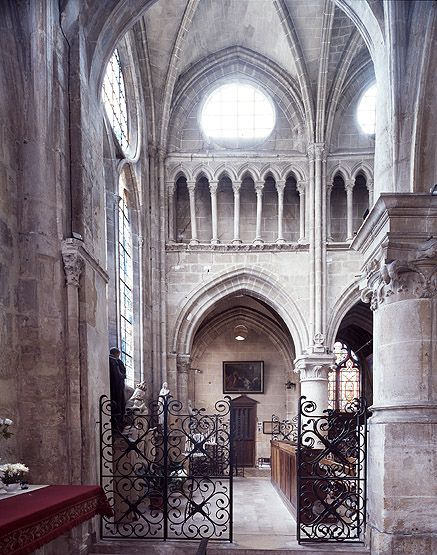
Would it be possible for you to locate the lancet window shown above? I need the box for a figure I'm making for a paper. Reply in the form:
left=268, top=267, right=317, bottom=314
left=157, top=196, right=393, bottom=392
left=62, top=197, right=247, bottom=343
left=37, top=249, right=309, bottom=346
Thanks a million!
left=102, top=49, right=129, bottom=151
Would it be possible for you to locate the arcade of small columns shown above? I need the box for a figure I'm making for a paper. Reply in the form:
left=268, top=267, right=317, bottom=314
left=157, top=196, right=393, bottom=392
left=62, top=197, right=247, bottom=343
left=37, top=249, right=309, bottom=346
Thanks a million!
left=165, top=165, right=374, bottom=244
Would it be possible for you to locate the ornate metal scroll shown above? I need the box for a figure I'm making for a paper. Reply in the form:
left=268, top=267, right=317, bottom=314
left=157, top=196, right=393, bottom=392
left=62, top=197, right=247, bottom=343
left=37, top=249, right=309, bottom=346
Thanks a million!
left=297, top=396, right=368, bottom=544
left=99, top=395, right=233, bottom=542
left=271, top=414, right=298, bottom=443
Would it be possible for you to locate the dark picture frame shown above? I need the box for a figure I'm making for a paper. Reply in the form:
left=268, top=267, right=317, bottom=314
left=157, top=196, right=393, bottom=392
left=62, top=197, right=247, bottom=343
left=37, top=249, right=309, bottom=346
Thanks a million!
left=223, top=361, right=264, bottom=394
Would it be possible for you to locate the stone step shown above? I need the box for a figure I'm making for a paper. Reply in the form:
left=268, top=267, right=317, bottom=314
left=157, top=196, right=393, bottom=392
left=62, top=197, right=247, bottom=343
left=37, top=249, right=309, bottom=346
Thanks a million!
left=90, top=539, right=370, bottom=555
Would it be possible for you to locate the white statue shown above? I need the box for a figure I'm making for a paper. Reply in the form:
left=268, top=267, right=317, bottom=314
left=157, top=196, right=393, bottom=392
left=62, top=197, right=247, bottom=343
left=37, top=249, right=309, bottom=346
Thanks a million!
left=126, top=381, right=148, bottom=414
left=158, top=382, right=170, bottom=425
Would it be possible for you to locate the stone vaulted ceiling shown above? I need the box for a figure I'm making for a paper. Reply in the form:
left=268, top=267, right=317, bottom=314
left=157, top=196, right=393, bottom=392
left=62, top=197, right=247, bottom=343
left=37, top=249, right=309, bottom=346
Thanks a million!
left=139, top=0, right=372, bottom=140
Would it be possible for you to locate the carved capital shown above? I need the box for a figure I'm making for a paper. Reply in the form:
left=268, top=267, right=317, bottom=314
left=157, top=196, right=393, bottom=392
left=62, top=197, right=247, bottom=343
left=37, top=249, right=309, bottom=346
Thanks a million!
left=255, top=181, right=264, bottom=194
left=176, top=354, right=191, bottom=374
left=296, top=181, right=307, bottom=195
left=345, top=179, right=354, bottom=193
left=166, top=181, right=176, bottom=197
left=366, top=178, right=374, bottom=192
left=232, top=180, right=242, bottom=194
left=275, top=180, right=286, bottom=194
left=294, top=354, right=335, bottom=381
left=209, top=181, right=218, bottom=194
left=186, top=181, right=196, bottom=193
left=361, top=238, right=437, bottom=310
left=62, top=247, right=84, bottom=287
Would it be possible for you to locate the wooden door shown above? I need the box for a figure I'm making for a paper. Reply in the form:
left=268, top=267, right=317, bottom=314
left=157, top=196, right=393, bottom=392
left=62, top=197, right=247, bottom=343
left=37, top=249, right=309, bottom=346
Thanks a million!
left=231, top=396, right=257, bottom=467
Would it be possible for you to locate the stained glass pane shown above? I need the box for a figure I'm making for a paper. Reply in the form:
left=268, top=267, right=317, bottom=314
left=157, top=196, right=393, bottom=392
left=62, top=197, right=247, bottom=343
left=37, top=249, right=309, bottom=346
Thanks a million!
left=102, top=49, right=129, bottom=151
left=118, top=190, right=134, bottom=386
left=329, top=341, right=361, bottom=411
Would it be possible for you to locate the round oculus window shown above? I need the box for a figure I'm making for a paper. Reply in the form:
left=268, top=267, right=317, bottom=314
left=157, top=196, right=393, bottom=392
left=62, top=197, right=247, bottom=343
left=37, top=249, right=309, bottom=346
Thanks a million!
left=200, top=82, right=275, bottom=146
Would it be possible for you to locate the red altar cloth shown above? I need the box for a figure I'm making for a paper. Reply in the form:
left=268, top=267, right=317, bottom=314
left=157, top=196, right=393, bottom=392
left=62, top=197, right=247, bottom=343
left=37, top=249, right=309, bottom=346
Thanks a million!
left=0, top=485, right=112, bottom=555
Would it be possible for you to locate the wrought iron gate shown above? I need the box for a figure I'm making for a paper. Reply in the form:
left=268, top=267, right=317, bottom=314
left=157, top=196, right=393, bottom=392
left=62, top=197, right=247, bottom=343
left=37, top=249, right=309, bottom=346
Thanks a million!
left=99, top=395, right=233, bottom=541
left=297, top=396, right=368, bottom=544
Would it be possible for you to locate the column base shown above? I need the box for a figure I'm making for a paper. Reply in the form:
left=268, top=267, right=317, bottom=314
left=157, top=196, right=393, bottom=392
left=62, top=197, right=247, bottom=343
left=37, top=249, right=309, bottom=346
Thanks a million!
left=252, top=238, right=264, bottom=245
left=189, top=239, right=199, bottom=245
left=369, top=527, right=437, bottom=555
left=232, top=239, right=242, bottom=245
left=276, top=238, right=285, bottom=245
left=210, top=239, right=220, bottom=245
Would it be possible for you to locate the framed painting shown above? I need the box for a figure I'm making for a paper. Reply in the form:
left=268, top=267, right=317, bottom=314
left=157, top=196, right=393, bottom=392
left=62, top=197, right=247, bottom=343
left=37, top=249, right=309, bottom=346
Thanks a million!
left=223, top=361, right=264, bottom=394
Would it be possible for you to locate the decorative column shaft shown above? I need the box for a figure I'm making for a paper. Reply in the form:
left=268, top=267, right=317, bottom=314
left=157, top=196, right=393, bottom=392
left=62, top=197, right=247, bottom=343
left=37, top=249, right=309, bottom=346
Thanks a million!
left=176, top=354, right=191, bottom=408
left=62, top=240, right=85, bottom=484
left=209, top=181, right=219, bottom=244
left=276, top=180, right=286, bottom=244
left=326, top=184, right=333, bottom=241
left=232, top=180, right=242, bottom=244
left=367, top=178, right=374, bottom=210
left=254, top=181, right=264, bottom=244
left=297, top=181, right=306, bottom=242
left=345, top=179, right=354, bottom=241
left=167, top=181, right=176, bottom=242
left=314, top=144, right=325, bottom=340
left=186, top=181, right=198, bottom=244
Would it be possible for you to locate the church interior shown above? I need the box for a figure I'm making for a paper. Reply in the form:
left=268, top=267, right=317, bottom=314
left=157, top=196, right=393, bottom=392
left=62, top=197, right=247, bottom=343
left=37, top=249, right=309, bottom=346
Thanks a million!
left=0, top=1, right=436, bottom=554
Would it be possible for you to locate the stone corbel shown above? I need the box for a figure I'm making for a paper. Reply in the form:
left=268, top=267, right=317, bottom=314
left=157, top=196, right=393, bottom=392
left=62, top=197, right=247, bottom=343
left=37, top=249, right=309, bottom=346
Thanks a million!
left=62, top=243, right=85, bottom=287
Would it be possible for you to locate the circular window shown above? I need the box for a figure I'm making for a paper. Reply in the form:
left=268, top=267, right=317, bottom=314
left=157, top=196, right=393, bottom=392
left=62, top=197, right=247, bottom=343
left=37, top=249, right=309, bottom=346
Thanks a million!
left=201, top=82, right=275, bottom=147
left=357, top=83, right=377, bottom=135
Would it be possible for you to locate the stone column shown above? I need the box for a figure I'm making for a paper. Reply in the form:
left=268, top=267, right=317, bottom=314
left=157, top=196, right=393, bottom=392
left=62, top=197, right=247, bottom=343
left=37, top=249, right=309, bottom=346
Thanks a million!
left=352, top=194, right=437, bottom=555
left=254, top=181, right=264, bottom=244
left=294, top=354, right=335, bottom=447
left=62, top=240, right=85, bottom=484
left=186, top=181, right=198, bottom=245
left=209, top=180, right=219, bottom=244
left=314, top=144, right=325, bottom=340
left=297, top=181, right=306, bottom=242
left=166, top=181, right=176, bottom=242
left=367, top=177, right=374, bottom=210
left=326, top=184, right=333, bottom=241
left=276, top=180, right=286, bottom=244
left=232, top=180, right=242, bottom=244
left=177, top=353, right=191, bottom=408
left=345, top=179, right=354, bottom=241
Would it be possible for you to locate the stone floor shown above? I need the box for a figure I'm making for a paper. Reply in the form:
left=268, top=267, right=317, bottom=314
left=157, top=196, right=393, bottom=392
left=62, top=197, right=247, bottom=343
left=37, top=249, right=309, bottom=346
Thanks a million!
left=91, top=474, right=369, bottom=554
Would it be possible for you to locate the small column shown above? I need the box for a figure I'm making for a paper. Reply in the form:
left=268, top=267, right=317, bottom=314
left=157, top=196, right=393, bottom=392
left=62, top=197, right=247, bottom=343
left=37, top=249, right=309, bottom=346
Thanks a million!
left=254, top=181, right=264, bottom=244
left=367, top=177, right=374, bottom=210
left=232, top=180, right=242, bottom=244
left=276, top=180, right=286, bottom=244
left=186, top=181, right=199, bottom=245
left=176, top=353, right=191, bottom=408
left=294, top=354, right=335, bottom=448
left=326, top=184, right=333, bottom=241
left=166, top=181, right=176, bottom=242
left=209, top=180, right=219, bottom=244
left=297, top=181, right=306, bottom=242
left=345, top=179, right=354, bottom=241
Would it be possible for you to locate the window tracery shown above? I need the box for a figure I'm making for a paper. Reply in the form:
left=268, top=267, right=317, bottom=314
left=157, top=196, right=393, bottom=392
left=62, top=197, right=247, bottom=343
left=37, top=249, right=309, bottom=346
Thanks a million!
left=102, top=49, right=129, bottom=151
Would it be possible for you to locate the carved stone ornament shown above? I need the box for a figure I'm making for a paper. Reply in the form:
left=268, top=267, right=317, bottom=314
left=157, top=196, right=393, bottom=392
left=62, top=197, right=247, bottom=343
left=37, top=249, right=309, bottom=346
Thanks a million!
left=361, top=238, right=437, bottom=311
left=296, top=363, right=334, bottom=381
left=62, top=250, right=84, bottom=287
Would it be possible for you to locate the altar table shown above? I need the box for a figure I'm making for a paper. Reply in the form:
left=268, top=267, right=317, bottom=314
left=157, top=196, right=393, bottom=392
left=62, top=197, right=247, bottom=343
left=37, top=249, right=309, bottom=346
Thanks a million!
left=0, top=485, right=112, bottom=555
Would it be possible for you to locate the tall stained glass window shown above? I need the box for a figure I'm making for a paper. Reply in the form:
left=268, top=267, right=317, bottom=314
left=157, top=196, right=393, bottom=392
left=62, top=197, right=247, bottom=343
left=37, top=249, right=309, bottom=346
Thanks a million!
left=102, top=49, right=129, bottom=151
left=328, top=341, right=361, bottom=411
left=118, top=190, right=134, bottom=386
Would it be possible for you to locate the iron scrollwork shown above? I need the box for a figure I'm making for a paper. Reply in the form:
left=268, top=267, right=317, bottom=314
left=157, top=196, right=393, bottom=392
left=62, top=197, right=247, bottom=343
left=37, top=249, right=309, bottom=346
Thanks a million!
left=99, top=395, right=233, bottom=542
left=297, top=396, right=368, bottom=544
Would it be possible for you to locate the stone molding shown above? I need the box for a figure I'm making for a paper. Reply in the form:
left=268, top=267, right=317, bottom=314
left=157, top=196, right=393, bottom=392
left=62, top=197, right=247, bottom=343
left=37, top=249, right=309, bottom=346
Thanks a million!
left=360, top=237, right=437, bottom=310
left=209, top=181, right=218, bottom=194
left=166, top=242, right=309, bottom=253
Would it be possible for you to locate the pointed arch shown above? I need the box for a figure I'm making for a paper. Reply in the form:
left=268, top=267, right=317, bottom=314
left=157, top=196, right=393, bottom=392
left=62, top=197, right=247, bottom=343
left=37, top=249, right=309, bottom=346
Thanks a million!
left=351, top=162, right=373, bottom=181
left=260, top=166, right=281, bottom=183
left=238, top=166, right=260, bottom=182
left=214, top=164, right=238, bottom=182
left=193, top=165, right=214, bottom=183
left=172, top=267, right=309, bottom=355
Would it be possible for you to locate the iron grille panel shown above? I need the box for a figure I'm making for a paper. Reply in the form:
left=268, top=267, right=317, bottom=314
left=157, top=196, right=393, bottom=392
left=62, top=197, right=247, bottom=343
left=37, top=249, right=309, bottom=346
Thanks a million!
left=297, top=396, right=368, bottom=544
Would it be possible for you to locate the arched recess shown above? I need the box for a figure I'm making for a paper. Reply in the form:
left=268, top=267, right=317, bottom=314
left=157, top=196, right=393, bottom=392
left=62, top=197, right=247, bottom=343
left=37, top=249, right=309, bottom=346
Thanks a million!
left=172, top=267, right=308, bottom=357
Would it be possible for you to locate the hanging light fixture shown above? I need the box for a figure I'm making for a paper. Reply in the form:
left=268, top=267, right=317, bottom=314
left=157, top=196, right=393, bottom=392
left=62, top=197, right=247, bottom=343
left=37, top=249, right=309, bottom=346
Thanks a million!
left=234, top=324, right=248, bottom=341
